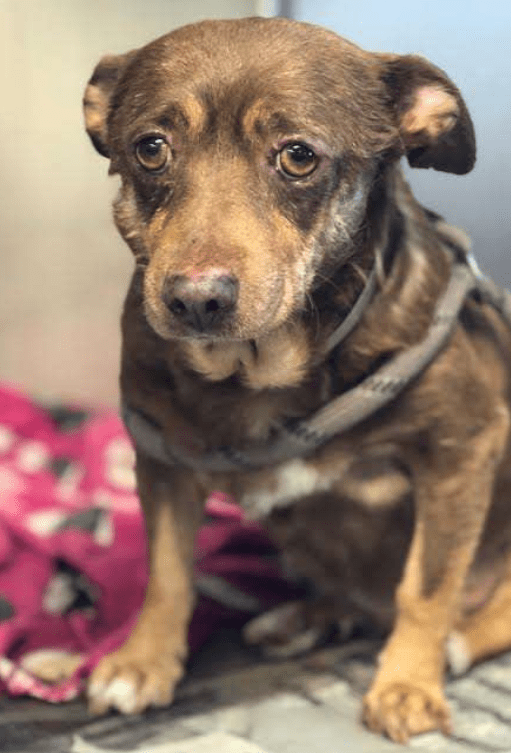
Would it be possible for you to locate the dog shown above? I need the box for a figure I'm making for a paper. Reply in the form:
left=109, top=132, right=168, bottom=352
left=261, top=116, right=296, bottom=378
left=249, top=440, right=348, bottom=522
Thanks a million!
left=82, top=17, right=511, bottom=743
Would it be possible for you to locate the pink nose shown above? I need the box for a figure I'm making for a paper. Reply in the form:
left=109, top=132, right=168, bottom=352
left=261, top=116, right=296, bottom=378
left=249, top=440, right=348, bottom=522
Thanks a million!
left=162, top=270, right=238, bottom=332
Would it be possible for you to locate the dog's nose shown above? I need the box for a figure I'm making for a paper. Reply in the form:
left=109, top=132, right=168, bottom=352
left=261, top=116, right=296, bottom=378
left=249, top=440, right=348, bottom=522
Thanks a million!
left=163, top=271, right=238, bottom=332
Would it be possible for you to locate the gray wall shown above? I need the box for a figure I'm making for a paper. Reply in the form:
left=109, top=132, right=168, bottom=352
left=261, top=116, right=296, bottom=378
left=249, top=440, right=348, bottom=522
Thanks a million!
left=295, top=0, right=511, bottom=284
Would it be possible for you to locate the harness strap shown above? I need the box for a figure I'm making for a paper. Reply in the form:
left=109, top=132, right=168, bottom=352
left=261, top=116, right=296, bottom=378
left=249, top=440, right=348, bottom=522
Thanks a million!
left=325, top=264, right=379, bottom=353
left=123, top=254, right=509, bottom=472
left=293, top=260, right=475, bottom=445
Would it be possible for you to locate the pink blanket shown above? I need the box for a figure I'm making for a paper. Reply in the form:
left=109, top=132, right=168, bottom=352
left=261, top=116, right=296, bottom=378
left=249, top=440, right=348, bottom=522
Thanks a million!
left=0, top=384, right=293, bottom=702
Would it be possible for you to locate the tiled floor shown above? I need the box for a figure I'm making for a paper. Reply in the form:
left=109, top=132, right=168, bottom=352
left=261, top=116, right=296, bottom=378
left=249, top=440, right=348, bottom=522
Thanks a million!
left=3, top=630, right=511, bottom=753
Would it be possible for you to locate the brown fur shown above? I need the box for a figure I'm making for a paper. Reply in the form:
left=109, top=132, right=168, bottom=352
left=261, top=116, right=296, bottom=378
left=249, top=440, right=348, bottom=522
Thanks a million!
left=82, top=17, right=511, bottom=743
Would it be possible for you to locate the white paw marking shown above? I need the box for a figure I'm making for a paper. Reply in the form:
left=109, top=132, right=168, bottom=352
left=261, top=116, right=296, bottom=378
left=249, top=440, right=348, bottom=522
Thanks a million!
left=446, top=631, right=471, bottom=676
left=96, top=678, right=138, bottom=714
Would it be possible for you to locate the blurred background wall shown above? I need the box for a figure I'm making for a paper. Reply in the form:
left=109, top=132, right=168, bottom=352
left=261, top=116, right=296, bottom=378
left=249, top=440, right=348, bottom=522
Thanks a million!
left=295, top=0, right=511, bottom=282
left=1, top=1, right=508, bottom=406
left=0, top=0, right=274, bottom=406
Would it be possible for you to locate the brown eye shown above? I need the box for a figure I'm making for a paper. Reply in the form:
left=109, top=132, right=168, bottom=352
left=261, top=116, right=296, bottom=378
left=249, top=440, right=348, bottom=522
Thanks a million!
left=277, top=142, right=318, bottom=178
left=134, top=135, right=170, bottom=171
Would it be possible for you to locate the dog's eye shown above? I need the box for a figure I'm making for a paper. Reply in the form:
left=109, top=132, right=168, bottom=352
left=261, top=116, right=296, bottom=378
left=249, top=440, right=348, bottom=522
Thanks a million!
left=134, top=136, right=170, bottom=172
left=277, top=143, right=318, bottom=179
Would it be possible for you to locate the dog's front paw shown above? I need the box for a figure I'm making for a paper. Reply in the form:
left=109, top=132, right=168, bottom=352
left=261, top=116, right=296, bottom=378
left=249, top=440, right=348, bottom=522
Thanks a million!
left=87, top=646, right=184, bottom=715
left=363, top=682, right=452, bottom=743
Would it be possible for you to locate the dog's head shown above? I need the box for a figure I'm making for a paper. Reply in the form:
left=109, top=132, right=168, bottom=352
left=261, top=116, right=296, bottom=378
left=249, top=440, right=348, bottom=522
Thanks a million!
left=84, top=18, right=475, bottom=342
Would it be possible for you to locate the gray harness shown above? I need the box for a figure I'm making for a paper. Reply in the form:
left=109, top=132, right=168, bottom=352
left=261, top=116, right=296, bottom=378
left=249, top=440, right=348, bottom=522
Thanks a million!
left=123, top=243, right=511, bottom=473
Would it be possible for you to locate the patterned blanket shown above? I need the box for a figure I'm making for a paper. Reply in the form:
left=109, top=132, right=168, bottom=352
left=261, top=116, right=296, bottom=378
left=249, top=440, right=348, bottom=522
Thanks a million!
left=0, top=384, right=293, bottom=702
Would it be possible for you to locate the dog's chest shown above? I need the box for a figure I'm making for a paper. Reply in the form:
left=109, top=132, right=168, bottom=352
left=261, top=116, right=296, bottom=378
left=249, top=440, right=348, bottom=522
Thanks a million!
left=238, top=449, right=411, bottom=520
left=240, top=458, right=339, bottom=518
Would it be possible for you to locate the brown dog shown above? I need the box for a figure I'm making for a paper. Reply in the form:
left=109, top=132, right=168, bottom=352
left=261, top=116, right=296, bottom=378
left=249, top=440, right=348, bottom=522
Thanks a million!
left=83, top=17, right=511, bottom=743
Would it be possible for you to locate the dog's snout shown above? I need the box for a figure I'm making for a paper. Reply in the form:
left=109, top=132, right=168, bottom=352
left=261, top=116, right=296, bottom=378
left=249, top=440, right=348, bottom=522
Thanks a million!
left=163, top=271, right=238, bottom=332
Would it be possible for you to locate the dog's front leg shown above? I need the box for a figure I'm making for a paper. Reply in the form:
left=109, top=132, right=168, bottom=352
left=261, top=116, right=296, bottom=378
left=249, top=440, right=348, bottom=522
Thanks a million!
left=363, top=409, right=509, bottom=743
left=88, top=455, right=204, bottom=715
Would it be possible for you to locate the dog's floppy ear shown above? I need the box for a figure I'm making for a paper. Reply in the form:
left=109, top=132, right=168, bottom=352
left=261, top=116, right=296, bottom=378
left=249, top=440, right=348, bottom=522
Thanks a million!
left=380, top=54, right=476, bottom=174
left=83, top=51, right=137, bottom=158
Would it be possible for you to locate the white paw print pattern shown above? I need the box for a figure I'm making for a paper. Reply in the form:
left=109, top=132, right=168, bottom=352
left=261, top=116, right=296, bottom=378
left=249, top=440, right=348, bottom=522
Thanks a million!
left=25, top=509, right=67, bottom=537
left=17, top=441, right=50, bottom=474
left=104, top=437, right=136, bottom=492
